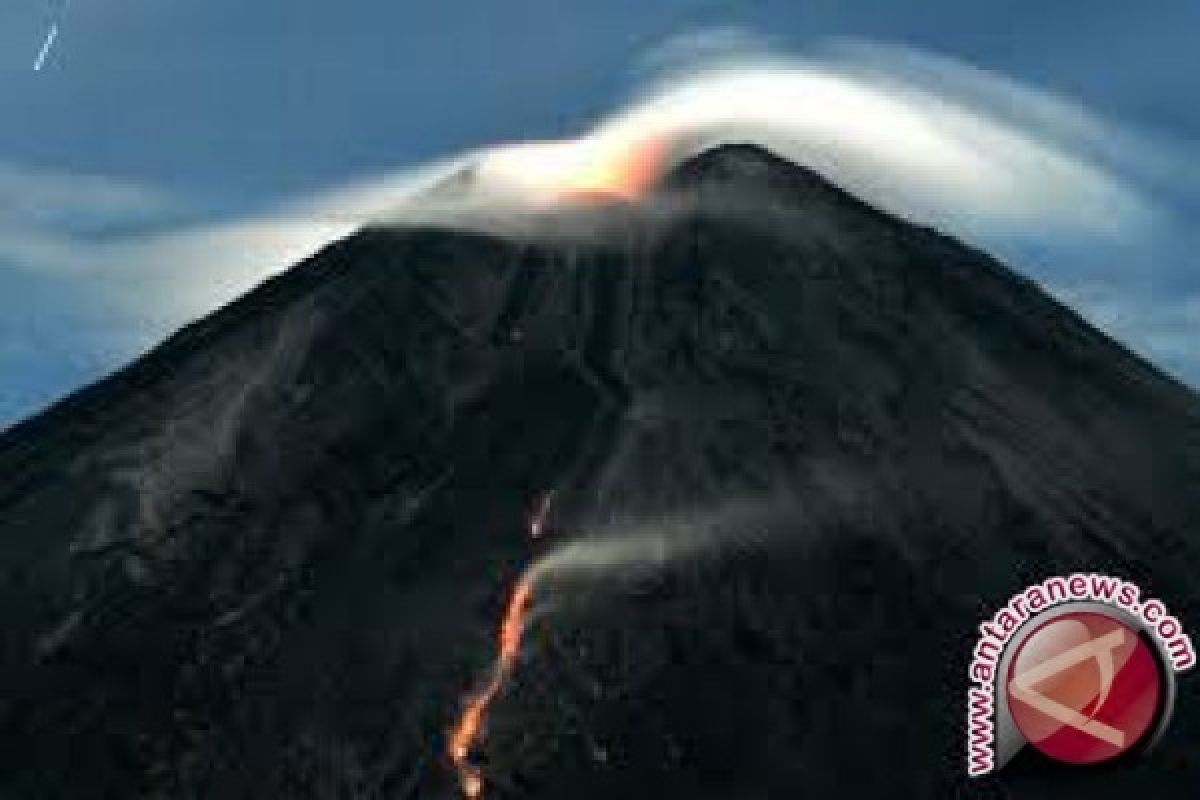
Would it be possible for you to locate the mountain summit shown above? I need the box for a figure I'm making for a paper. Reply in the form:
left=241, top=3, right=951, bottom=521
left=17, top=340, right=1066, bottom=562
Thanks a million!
left=2, top=145, right=1199, bottom=798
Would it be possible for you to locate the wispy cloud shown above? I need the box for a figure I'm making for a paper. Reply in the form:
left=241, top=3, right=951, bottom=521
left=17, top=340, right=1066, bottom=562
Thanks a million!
left=0, top=160, right=464, bottom=422
left=2, top=34, right=1199, bottom=424
left=1, top=159, right=464, bottom=312
left=611, top=31, right=1173, bottom=240
left=0, top=162, right=178, bottom=236
left=5, top=36, right=1189, bottom=302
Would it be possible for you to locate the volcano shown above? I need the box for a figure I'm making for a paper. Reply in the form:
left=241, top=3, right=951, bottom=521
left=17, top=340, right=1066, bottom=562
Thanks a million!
left=2, top=145, right=1199, bottom=799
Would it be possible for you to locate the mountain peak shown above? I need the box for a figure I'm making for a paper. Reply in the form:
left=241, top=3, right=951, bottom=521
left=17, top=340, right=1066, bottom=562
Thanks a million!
left=659, top=142, right=886, bottom=224
left=667, top=142, right=802, bottom=179
left=2, top=132, right=1199, bottom=799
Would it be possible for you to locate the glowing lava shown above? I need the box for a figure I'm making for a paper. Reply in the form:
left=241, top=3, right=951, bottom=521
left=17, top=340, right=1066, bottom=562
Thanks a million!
left=478, top=134, right=668, bottom=204
left=449, top=575, right=535, bottom=798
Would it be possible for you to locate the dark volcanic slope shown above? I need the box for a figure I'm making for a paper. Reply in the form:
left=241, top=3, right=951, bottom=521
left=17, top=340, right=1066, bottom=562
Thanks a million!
left=3, top=145, right=1200, bottom=799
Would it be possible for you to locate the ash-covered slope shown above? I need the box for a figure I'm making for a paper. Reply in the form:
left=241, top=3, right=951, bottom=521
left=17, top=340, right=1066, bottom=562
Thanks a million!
left=2, top=145, right=1200, bottom=799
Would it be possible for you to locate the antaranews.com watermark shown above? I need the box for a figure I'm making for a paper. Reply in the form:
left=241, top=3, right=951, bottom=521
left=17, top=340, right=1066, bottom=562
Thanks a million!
left=967, top=573, right=1195, bottom=777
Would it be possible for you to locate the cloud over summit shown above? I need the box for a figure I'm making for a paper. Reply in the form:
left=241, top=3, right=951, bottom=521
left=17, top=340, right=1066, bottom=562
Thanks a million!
left=3, top=36, right=1198, bottom=423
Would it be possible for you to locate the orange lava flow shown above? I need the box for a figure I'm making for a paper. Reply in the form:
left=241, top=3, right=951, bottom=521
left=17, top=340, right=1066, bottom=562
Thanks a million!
left=449, top=576, right=535, bottom=798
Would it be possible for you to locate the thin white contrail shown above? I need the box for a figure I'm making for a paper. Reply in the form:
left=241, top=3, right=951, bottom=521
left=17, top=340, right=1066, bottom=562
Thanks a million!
left=33, top=24, right=59, bottom=71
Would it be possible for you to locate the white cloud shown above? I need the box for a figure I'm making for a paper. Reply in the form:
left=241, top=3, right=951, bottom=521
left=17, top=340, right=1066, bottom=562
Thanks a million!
left=0, top=162, right=178, bottom=233
left=595, top=38, right=1167, bottom=239
left=3, top=34, right=1199, bottom=420
left=101, top=159, right=467, bottom=318
left=0, top=158, right=469, bottom=321
left=3, top=38, right=1184, bottom=310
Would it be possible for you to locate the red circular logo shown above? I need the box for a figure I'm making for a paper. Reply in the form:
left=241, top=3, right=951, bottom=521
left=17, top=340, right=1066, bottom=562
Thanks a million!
left=1006, top=611, right=1164, bottom=765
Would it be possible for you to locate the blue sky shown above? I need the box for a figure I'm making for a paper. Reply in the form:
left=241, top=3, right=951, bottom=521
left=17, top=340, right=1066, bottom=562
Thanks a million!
left=2, top=1, right=1199, bottom=425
